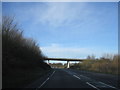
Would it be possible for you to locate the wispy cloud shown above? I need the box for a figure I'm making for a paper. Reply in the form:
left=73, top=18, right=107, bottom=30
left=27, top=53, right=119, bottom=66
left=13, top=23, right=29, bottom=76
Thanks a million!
left=3, top=2, right=118, bottom=59
left=41, top=43, right=117, bottom=59
left=14, top=2, right=116, bottom=33
left=5, top=2, right=117, bottom=33
left=12, top=2, right=95, bottom=28
left=39, top=3, right=89, bottom=27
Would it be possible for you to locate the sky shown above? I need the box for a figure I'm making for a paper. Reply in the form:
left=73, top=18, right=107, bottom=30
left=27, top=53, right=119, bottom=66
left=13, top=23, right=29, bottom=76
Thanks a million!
left=2, top=0, right=120, bottom=2
left=2, top=2, right=118, bottom=63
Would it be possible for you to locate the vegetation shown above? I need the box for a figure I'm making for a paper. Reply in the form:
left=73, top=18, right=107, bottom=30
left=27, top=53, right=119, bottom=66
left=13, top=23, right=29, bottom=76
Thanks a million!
left=70, top=54, right=119, bottom=75
left=2, top=16, right=51, bottom=88
left=49, top=63, right=65, bottom=68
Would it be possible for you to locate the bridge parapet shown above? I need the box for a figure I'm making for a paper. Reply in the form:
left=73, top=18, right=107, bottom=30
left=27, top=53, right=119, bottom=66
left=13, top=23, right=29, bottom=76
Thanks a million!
left=43, top=58, right=85, bottom=61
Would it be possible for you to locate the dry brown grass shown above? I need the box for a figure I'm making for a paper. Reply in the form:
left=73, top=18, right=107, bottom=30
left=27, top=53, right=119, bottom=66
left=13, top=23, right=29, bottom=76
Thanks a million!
left=70, top=54, right=119, bottom=75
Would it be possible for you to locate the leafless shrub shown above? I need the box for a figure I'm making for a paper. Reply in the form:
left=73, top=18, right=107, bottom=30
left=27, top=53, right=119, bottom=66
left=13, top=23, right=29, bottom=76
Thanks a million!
left=71, top=54, right=119, bottom=75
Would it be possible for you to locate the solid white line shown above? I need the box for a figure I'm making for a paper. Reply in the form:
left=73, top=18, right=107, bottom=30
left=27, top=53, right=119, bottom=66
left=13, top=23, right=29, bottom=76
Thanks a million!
left=38, top=78, right=49, bottom=88
left=73, top=75, right=81, bottom=79
left=50, top=71, right=55, bottom=77
left=38, top=70, right=55, bottom=88
left=86, top=82, right=100, bottom=90
left=99, top=82, right=117, bottom=89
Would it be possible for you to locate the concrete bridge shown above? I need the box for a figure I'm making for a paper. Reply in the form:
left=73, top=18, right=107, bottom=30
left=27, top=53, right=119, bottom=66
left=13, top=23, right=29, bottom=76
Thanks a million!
left=43, top=58, right=85, bottom=68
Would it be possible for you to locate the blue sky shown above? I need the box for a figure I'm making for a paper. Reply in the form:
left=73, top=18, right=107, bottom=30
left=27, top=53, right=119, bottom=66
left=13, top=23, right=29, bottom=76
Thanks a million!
left=2, top=2, right=118, bottom=63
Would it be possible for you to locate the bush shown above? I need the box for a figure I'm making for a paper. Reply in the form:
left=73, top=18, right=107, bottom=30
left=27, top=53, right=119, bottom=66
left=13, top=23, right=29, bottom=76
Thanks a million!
left=70, top=54, right=119, bottom=75
left=2, top=16, right=51, bottom=88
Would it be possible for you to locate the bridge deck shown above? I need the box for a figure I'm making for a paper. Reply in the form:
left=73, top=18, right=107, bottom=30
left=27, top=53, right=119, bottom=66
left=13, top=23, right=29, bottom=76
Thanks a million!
left=43, top=58, right=85, bottom=61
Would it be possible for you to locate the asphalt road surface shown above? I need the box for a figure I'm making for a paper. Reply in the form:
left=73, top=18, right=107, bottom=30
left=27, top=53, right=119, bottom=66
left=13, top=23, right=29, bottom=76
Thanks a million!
left=26, top=68, right=119, bottom=89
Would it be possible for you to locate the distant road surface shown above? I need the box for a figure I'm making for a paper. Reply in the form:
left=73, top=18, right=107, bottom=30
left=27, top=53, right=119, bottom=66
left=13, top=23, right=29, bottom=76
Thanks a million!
left=26, top=68, right=119, bottom=89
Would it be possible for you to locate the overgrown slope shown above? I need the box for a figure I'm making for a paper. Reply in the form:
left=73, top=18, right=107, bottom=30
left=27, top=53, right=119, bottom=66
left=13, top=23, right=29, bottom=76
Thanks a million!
left=70, top=55, right=119, bottom=75
left=2, top=16, right=51, bottom=88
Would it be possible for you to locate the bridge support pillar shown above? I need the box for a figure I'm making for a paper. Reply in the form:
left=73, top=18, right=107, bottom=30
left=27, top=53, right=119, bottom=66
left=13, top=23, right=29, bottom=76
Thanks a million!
left=47, top=60, right=49, bottom=64
left=67, top=61, right=70, bottom=68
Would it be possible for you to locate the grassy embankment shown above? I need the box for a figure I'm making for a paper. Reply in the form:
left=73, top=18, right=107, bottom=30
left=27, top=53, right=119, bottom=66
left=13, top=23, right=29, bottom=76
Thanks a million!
left=70, top=55, right=119, bottom=75
left=2, top=16, right=51, bottom=88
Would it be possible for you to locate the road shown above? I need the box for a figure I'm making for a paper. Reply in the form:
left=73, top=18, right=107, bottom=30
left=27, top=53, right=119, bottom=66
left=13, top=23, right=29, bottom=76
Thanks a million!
left=26, top=68, right=119, bottom=89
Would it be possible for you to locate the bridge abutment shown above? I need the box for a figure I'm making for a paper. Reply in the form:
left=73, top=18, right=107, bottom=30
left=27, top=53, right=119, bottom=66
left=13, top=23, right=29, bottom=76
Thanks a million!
left=47, top=60, right=49, bottom=64
left=67, top=61, right=70, bottom=68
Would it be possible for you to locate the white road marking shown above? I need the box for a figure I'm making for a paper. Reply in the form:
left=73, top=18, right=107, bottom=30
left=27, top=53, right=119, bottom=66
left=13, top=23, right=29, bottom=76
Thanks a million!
left=79, top=75, right=91, bottom=79
left=63, top=70, right=118, bottom=89
left=38, top=78, right=49, bottom=88
left=38, top=70, right=55, bottom=88
left=50, top=71, right=55, bottom=77
left=99, top=82, right=118, bottom=89
left=86, top=82, right=100, bottom=90
left=73, top=75, right=81, bottom=79
left=79, top=75, right=118, bottom=89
